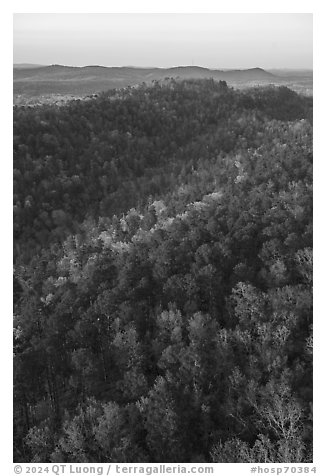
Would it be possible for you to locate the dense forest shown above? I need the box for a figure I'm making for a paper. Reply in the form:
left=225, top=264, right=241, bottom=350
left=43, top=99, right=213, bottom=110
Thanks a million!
left=13, top=79, right=313, bottom=463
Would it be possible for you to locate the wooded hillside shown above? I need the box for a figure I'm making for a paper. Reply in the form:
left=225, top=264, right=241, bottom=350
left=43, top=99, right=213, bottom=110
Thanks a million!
left=13, top=80, right=313, bottom=463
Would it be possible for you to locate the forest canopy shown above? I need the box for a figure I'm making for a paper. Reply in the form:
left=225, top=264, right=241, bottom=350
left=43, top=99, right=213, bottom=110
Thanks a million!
left=13, top=79, right=313, bottom=463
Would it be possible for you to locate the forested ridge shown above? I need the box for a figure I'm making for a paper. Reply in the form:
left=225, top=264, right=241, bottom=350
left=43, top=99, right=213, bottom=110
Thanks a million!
left=13, top=79, right=313, bottom=463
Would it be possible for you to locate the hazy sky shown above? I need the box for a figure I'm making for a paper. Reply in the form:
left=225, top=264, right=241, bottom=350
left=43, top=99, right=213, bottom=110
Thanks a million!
left=13, top=13, right=312, bottom=69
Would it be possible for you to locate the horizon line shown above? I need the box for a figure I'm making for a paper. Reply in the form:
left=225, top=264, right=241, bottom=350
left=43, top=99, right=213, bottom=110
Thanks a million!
left=13, top=63, right=313, bottom=71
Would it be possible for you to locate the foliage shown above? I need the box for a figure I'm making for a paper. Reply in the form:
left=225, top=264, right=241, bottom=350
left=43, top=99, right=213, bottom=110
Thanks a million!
left=14, top=80, right=312, bottom=462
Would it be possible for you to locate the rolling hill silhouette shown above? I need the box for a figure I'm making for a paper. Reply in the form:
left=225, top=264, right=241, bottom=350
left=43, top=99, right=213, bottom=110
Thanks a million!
left=13, top=64, right=277, bottom=97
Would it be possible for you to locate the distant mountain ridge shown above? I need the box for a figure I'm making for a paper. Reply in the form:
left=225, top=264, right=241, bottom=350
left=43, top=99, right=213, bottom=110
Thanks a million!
left=13, top=63, right=47, bottom=69
left=13, top=64, right=276, bottom=98
left=13, top=64, right=313, bottom=104
left=14, top=64, right=276, bottom=81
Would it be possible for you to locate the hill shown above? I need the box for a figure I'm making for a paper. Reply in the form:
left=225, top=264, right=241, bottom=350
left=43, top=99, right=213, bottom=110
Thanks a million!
left=14, top=80, right=312, bottom=463
left=14, top=63, right=47, bottom=69
left=14, top=64, right=276, bottom=81
left=13, top=64, right=281, bottom=103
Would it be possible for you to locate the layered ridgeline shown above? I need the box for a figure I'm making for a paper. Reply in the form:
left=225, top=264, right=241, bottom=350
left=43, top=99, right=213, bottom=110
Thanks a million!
left=13, top=65, right=275, bottom=97
left=14, top=80, right=312, bottom=463
left=13, top=65, right=313, bottom=104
